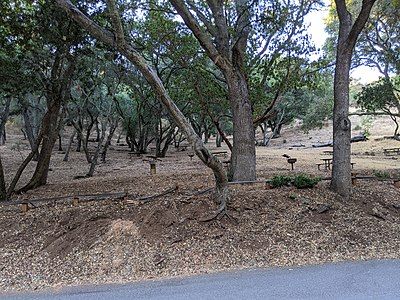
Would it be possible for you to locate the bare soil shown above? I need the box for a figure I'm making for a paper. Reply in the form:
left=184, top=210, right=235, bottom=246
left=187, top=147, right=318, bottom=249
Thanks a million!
left=0, top=116, right=399, bottom=292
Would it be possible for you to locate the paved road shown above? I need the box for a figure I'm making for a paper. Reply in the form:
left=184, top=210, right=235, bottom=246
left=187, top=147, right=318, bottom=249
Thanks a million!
left=4, top=259, right=400, bottom=300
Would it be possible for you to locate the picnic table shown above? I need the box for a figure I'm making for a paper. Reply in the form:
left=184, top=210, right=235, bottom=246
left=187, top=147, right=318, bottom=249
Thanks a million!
left=383, top=148, right=400, bottom=156
left=317, top=158, right=356, bottom=170
left=322, top=150, right=333, bottom=155
left=320, top=158, right=332, bottom=170
left=211, top=151, right=228, bottom=158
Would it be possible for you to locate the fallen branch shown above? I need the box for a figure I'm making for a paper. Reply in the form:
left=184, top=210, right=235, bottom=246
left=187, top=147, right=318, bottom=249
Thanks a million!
left=128, top=185, right=179, bottom=204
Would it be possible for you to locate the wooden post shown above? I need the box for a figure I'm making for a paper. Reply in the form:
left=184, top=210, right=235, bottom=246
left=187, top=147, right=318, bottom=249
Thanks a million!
left=150, top=161, right=156, bottom=175
left=351, top=172, right=358, bottom=186
left=72, top=196, right=79, bottom=206
left=21, top=203, right=29, bottom=213
left=394, top=180, right=400, bottom=189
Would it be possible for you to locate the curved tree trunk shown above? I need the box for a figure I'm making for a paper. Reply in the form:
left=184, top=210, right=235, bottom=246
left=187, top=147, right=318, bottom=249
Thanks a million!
left=19, top=98, right=62, bottom=192
left=55, top=0, right=229, bottom=214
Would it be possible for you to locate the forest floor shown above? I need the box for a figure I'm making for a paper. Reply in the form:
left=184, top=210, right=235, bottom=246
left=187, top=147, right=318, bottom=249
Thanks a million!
left=0, top=115, right=399, bottom=293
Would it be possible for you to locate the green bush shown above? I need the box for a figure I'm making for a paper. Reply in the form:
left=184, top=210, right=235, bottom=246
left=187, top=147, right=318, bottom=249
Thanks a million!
left=292, top=174, right=321, bottom=189
left=373, top=170, right=390, bottom=179
left=271, top=175, right=292, bottom=188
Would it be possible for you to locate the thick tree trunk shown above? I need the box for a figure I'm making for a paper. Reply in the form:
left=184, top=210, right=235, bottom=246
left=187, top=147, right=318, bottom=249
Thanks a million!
left=330, top=0, right=376, bottom=198
left=0, top=155, right=6, bottom=201
left=331, top=50, right=352, bottom=197
left=227, top=72, right=256, bottom=181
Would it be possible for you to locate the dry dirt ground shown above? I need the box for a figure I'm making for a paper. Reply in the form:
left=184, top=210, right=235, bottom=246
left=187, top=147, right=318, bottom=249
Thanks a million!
left=0, top=116, right=399, bottom=293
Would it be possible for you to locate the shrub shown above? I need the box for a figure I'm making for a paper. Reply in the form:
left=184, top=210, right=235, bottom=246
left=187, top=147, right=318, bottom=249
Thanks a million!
left=270, top=175, right=292, bottom=188
left=373, top=170, right=390, bottom=180
left=292, top=174, right=321, bottom=189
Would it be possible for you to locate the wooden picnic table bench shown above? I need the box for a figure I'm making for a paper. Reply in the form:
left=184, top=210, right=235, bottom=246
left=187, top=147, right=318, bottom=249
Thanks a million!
left=211, top=151, right=229, bottom=157
left=383, top=148, right=400, bottom=156
left=317, top=158, right=355, bottom=170
left=322, top=150, right=333, bottom=155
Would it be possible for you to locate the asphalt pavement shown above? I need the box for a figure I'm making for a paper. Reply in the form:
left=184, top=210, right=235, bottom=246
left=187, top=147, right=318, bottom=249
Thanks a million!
left=3, top=259, right=400, bottom=300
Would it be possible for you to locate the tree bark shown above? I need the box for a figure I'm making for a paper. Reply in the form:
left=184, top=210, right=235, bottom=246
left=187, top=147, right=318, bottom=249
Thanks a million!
left=331, top=0, right=377, bottom=198
left=226, top=72, right=256, bottom=181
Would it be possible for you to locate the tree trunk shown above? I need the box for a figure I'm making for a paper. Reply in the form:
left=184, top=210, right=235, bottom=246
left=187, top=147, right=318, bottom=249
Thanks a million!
left=0, top=98, right=11, bottom=146
left=227, top=72, right=256, bottom=181
left=330, top=0, right=376, bottom=198
left=331, top=50, right=353, bottom=197
left=0, top=155, right=6, bottom=201
left=87, top=121, right=106, bottom=177
left=19, top=98, right=61, bottom=192
left=63, top=130, right=76, bottom=162
left=216, top=132, right=222, bottom=147
left=22, top=108, right=39, bottom=160
left=7, top=131, right=43, bottom=198
left=101, top=120, right=118, bottom=162
left=56, top=0, right=229, bottom=215
left=58, top=133, right=63, bottom=151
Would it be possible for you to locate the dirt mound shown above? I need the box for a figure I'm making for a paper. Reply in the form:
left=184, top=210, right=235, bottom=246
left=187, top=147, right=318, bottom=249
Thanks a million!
left=44, top=211, right=111, bottom=258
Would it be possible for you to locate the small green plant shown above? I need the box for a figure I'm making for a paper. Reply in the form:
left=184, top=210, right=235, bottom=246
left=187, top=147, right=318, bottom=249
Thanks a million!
left=271, top=175, right=292, bottom=188
left=359, top=116, right=373, bottom=137
left=373, top=170, right=390, bottom=180
left=292, top=174, right=321, bottom=189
